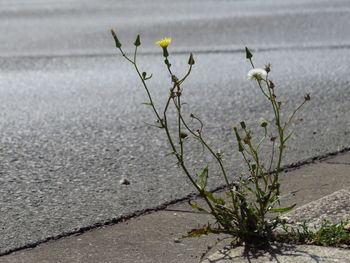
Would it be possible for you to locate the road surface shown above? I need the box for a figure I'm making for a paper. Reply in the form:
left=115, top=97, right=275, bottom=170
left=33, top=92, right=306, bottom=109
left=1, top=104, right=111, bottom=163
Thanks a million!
left=0, top=0, right=349, bottom=254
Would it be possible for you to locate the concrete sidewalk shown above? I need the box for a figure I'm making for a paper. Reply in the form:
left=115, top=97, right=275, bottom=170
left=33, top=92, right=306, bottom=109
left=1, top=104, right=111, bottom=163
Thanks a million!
left=1, top=152, right=350, bottom=263
left=203, top=186, right=350, bottom=263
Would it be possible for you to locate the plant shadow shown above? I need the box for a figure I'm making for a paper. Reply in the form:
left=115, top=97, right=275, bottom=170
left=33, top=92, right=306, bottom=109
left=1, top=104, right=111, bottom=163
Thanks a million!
left=204, top=242, right=324, bottom=263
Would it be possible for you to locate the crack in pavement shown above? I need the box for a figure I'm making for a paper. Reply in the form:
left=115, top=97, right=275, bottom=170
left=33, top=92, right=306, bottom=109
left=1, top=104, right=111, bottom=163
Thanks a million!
left=325, top=162, right=350, bottom=165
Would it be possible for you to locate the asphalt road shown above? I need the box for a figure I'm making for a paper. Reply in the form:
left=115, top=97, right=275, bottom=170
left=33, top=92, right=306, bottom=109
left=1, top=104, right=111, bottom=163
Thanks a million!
left=0, top=0, right=350, bottom=255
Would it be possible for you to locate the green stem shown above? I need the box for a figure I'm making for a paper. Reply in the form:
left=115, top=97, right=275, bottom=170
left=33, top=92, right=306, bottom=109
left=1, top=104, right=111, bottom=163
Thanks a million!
left=285, top=100, right=307, bottom=128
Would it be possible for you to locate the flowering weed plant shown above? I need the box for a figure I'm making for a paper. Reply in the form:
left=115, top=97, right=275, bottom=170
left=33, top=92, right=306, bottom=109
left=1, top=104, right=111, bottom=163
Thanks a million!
left=111, top=30, right=310, bottom=247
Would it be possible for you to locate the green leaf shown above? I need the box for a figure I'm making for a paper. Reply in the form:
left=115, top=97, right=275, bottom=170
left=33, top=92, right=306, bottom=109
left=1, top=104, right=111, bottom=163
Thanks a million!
left=245, top=47, right=253, bottom=59
left=141, top=102, right=153, bottom=106
left=216, top=152, right=224, bottom=158
left=205, top=191, right=226, bottom=205
left=189, top=202, right=210, bottom=214
left=283, top=132, right=293, bottom=143
left=268, top=204, right=296, bottom=213
left=183, top=225, right=211, bottom=238
left=197, top=166, right=209, bottom=190
left=165, top=151, right=178, bottom=157
left=238, top=142, right=244, bottom=152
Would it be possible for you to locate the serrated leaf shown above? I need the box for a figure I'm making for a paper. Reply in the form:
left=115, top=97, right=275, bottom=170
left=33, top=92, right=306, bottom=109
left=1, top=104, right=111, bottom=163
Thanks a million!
left=205, top=191, right=226, bottom=205
left=268, top=204, right=296, bottom=213
left=183, top=225, right=211, bottom=238
left=189, top=203, right=210, bottom=214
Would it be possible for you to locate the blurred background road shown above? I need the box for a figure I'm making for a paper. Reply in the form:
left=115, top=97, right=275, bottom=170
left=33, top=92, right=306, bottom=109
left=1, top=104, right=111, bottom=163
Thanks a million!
left=0, top=0, right=349, bottom=254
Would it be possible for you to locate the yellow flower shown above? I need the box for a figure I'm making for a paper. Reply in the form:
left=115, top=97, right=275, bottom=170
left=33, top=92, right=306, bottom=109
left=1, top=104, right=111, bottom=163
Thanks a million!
left=155, top=37, right=172, bottom=48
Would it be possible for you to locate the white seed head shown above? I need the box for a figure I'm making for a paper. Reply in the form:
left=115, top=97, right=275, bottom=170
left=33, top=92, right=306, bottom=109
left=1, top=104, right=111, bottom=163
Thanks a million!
left=247, top=68, right=267, bottom=80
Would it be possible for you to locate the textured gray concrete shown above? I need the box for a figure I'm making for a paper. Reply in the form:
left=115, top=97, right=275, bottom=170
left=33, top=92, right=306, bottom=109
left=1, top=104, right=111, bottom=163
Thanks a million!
left=203, top=244, right=350, bottom=263
left=284, top=187, right=350, bottom=228
left=1, top=153, right=349, bottom=263
left=1, top=0, right=350, bottom=255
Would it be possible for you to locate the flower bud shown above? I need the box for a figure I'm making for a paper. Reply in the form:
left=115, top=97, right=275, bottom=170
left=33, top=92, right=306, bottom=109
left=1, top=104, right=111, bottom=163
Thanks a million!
left=304, top=93, right=311, bottom=101
left=180, top=132, right=188, bottom=139
left=111, top=29, right=122, bottom=48
left=188, top=53, right=195, bottom=65
left=245, top=47, right=253, bottom=59
left=134, top=34, right=141, bottom=47
left=260, top=118, right=268, bottom=128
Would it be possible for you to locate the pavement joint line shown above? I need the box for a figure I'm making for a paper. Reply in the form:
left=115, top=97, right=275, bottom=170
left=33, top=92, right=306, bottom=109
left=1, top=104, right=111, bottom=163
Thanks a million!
left=325, top=162, right=350, bottom=165
left=1, top=43, right=350, bottom=60
left=1, top=148, right=349, bottom=258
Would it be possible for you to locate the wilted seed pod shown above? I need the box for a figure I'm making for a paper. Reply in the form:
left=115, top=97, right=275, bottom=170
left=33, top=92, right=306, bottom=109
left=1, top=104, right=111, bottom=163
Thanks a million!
left=269, top=80, right=275, bottom=89
left=142, top=72, right=147, bottom=79
left=265, top=63, right=271, bottom=73
left=134, top=34, right=141, bottom=47
left=304, top=93, right=311, bottom=101
left=180, top=132, right=188, bottom=139
left=243, top=136, right=250, bottom=144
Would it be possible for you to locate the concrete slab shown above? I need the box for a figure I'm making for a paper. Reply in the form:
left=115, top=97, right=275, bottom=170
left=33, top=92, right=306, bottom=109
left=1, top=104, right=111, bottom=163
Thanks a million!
left=203, top=243, right=350, bottom=263
left=322, top=152, right=350, bottom=165
left=278, top=158, right=350, bottom=208
left=284, top=187, right=350, bottom=227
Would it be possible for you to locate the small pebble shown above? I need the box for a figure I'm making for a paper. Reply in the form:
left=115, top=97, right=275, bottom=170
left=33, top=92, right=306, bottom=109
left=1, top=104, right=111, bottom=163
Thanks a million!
left=119, top=178, right=130, bottom=185
left=343, top=223, right=350, bottom=230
